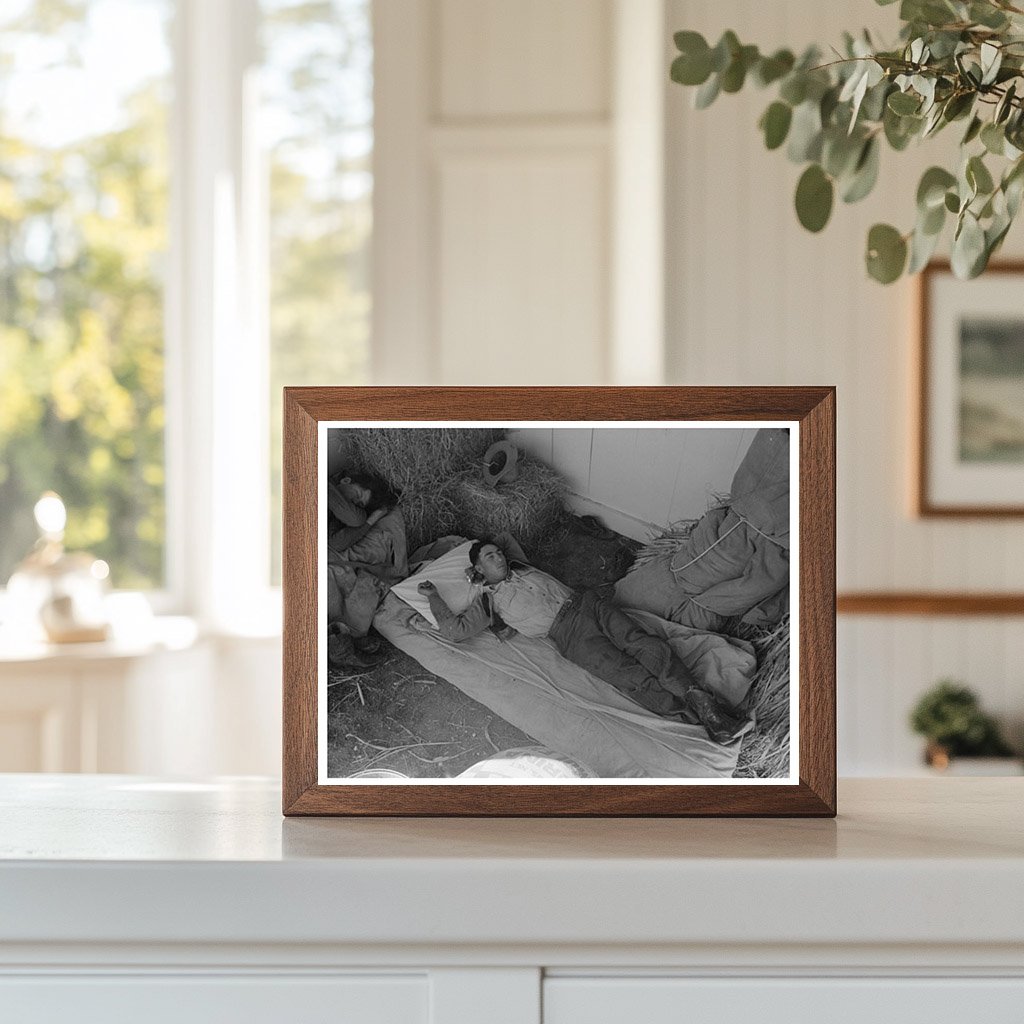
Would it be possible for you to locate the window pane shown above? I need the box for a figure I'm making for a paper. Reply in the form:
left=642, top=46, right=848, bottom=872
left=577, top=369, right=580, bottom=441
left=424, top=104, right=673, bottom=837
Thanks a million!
left=261, top=0, right=373, bottom=582
left=0, top=0, right=172, bottom=589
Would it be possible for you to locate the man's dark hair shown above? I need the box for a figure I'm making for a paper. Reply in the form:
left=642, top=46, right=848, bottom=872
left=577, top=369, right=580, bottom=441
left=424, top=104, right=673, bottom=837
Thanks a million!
left=347, top=471, right=397, bottom=512
left=469, top=537, right=502, bottom=567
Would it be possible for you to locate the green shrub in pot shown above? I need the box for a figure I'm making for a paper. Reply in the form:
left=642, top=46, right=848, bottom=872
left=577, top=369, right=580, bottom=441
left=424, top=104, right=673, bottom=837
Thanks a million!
left=910, top=679, right=1015, bottom=764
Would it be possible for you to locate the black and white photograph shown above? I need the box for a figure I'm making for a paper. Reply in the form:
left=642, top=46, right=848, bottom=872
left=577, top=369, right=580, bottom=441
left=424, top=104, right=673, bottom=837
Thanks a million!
left=318, top=423, right=795, bottom=783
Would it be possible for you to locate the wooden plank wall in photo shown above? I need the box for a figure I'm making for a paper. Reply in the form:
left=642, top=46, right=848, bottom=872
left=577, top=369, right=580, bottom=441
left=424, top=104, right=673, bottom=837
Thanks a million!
left=510, top=427, right=757, bottom=540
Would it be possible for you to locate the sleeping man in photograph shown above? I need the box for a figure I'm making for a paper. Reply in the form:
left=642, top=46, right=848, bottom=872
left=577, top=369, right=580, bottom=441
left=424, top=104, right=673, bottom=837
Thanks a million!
left=416, top=536, right=747, bottom=744
left=325, top=472, right=408, bottom=639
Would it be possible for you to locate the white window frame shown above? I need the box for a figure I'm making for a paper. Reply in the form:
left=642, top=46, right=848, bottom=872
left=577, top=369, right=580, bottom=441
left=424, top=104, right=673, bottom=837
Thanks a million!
left=165, top=0, right=278, bottom=633
left=0, top=0, right=276, bottom=633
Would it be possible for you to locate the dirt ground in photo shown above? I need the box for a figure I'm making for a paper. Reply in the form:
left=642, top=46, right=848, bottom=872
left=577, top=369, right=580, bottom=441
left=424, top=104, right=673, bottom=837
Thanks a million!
left=325, top=514, right=640, bottom=779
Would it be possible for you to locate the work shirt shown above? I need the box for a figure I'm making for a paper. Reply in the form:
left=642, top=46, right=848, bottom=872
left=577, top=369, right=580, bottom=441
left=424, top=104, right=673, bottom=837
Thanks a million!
left=488, top=567, right=572, bottom=638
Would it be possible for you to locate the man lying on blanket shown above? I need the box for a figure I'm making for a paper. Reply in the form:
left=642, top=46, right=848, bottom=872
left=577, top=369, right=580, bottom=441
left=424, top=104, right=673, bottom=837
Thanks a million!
left=416, top=534, right=746, bottom=743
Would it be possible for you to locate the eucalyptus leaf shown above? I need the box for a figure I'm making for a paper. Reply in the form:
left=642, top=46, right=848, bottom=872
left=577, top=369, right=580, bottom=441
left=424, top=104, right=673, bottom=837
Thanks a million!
left=866, top=223, right=908, bottom=283
left=942, top=92, right=974, bottom=122
left=842, top=137, right=881, bottom=203
left=760, top=102, right=793, bottom=150
left=839, top=63, right=868, bottom=104
left=980, top=42, right=1003, bottom=86
left=861, top=80, right=893, bottom=122
left=795, top=164, right=834, bottom=232
left=944, top=190, right=961, bottom=213
left=822, top=129, right=864, bottom=178
left=840, top=65, right=871, bottom=131
left=981, top=122, right=1006, bottom=155
left=671, top=53, right=710, bottom=87
left=927, top=30, right=962, bottom=60
left=921, top=200, right=946, bottom=235
left=1006, top=172, right=1024, bottom=218
left=721, top=45, right=759, bottom=93
left=922, top=103, right=946, bottom=137
left=951, top=212, right=986, bottom=278
left=913, top=75, right=937, bottom=112
left=674, top=29, right=707, bottom=53
left=970, top=2, right=1009, bottom=30
left=820, top=86, right=841, bottom=126
left=779, top=74, right=807, bottom=106
left=1003, top=157, right=1024, bottom=216
left=884, top=106, right=921, bottom=150
left=958, top=155, right=980, bottom=207
left=903, top=0, right=958, bottom=28
left=710, top=31, right=740, bottom=73
left=986, top=213, right=1013, bottom=259
left=908, top=221, right=942, bottom=273
left=754, top=49, right=795, bottom=87
left=694, top=73, right=721, bottom=109
left=967, top=154, right=995, bottom=195
left=888, top=90, right=921, bottom=115
left=962, top=115, right=983, bottom=145
left=995, top=82, right=1017, bottom=124
left=787, top=101, right=824, bottom=162
left=917, top=166, right=957, bottom=210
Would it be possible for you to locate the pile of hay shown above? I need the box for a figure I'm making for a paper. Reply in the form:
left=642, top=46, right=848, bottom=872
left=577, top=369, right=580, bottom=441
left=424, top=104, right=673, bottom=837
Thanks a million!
left=452, top=457, right=566, bottom=549
left=631, top=519, right=698, bottom=569
left=342, top=427, right=566, bottom=552
left=635, top=517, right=791, bottom=780
left=733, top=617, right=791, bottom=779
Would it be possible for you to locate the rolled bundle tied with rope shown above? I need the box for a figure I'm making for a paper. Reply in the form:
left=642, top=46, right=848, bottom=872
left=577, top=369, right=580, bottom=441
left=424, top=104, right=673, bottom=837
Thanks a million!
left=481, top=440, right=519, bottom=489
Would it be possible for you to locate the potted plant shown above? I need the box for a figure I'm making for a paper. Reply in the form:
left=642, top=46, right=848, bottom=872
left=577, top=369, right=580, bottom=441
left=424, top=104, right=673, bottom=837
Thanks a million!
left=909, top=679, right=1019, bottom=772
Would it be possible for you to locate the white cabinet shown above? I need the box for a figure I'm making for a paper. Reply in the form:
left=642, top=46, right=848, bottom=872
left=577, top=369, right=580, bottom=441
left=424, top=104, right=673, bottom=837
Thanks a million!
left=0, top=671, right=85, bottom=771
left=0, top=641, right=211, bottom=773
left=544, top=977, right=1024, bottom=1024
left=0, top=626, right=282, bottom=776
left=1, top=975, right=429, bottom=1024
left=1, top=778, right=1022, bottom=1023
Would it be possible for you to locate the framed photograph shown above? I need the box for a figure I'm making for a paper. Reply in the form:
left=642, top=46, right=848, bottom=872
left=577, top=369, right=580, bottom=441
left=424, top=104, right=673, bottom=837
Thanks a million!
left=917, top=261, right=1024, bottom=517
left=283, top=387, right=835, bottom=816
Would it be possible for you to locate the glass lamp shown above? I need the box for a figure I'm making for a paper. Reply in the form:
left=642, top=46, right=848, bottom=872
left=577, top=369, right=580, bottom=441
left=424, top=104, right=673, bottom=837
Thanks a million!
left=6, top=493, right=111, bottom=644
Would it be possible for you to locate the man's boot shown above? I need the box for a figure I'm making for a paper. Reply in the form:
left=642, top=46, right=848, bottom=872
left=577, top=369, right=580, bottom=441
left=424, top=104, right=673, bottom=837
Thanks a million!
left=683, top=688, right=748, bottom=745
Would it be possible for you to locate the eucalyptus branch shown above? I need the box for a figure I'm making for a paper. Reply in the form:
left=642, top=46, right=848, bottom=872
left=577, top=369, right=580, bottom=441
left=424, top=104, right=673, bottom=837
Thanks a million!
left=670, top=2, right=1024, bottom=283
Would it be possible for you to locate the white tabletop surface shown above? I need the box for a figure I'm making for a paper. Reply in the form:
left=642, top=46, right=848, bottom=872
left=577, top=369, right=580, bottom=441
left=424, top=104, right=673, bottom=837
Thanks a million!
left=1, top=775, right=1022, bottom=948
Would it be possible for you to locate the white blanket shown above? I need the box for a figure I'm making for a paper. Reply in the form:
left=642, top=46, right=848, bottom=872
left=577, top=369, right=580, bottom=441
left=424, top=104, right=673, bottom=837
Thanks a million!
left=373, top=592, right=757, bottom=779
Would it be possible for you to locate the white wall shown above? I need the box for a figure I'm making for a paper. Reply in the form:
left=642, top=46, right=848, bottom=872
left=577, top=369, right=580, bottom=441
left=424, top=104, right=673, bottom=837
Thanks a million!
left=373, top=0, right=666, bottom=386
left=510, top=427, right=757, bottom=540
left=665, top=0, right=1024, bottom=772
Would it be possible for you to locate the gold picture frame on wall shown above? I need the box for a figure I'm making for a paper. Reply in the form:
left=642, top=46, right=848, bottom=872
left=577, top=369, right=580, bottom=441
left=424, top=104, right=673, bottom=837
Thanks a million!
left=282, top=387, right=836, bottom=817
left=917, top=261, right=1024, bottom=517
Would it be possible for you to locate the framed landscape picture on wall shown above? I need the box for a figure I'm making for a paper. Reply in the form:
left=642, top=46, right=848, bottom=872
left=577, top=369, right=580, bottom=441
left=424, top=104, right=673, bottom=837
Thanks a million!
left=282, top=387, right=836, bottom=817
left=918, top=262, right=1024, bottom=517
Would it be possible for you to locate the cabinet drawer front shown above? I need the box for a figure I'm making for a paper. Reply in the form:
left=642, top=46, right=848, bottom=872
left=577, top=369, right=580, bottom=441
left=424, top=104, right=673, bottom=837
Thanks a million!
left=545, top=977, right=1024, bottom=1024
left=0, top=974, right=427, bottom=1024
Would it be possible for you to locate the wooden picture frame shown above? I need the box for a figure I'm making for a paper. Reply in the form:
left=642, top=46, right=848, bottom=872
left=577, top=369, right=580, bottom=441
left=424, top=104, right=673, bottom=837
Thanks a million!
left=283, top=387, right=836, bottom=816
left=917, top=261, right=1024, bottom=517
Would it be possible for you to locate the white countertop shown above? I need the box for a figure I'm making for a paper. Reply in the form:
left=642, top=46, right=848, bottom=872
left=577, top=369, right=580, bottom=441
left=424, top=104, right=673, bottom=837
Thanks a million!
left=1, top=775, right=1022, bottom=950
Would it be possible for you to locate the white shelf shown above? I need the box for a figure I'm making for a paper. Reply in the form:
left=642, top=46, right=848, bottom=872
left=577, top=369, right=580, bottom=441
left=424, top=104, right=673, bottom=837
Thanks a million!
left=2, top=775, right=1022, bottom=1021
left=1, top=776, right=1023, bottom=947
